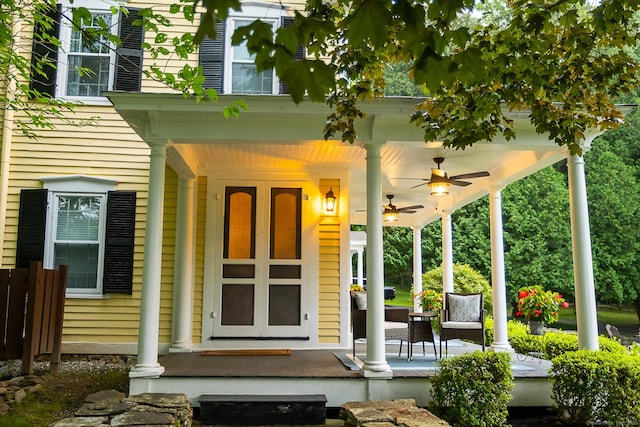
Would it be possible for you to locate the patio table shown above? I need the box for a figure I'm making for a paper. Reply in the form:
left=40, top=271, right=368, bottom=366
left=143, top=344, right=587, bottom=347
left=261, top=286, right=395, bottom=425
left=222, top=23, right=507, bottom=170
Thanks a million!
left=408, top=311, right=438, bottom=360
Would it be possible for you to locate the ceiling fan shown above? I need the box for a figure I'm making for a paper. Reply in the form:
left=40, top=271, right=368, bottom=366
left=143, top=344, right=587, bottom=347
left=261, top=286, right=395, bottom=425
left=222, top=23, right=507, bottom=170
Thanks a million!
left=410, top=157, right=490, bottom=196
left=382, top=195, right=424, bottom=222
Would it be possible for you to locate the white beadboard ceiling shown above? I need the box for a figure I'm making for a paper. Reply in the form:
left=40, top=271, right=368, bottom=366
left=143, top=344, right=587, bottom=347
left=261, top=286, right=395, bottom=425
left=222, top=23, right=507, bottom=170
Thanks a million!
left=109, top=93, right=610, bottom=228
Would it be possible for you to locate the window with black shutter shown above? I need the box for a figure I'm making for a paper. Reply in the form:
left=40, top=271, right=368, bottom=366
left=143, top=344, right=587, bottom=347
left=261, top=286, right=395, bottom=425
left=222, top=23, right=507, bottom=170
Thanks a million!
left=103, top=191, right=136, bottom=294
left=114, top=8, right=144, bottom=92
left=200, top=19, right=226, bottom=93
left=279, top=16, right=305, bottom=95
left=28, top=5, right=144, bottom=99
left=16, top=189, right=49, bottom=268
left=15, top=188, right=136, bottom=296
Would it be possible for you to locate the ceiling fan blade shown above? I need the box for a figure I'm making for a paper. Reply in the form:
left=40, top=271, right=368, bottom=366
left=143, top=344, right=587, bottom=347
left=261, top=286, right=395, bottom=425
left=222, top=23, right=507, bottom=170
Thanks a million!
left=410, top=182, right=429, bottom=189
left=450, top=180, right=472, bottom=187
left=397, top=205, right=424, bottom=212
left=450, top=171, right=490, bottom=180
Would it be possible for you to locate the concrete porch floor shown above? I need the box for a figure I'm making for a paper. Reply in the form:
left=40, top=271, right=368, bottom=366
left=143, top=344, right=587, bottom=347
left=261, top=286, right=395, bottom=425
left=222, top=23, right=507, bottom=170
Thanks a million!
left=129, top=340, right=552, bottom=409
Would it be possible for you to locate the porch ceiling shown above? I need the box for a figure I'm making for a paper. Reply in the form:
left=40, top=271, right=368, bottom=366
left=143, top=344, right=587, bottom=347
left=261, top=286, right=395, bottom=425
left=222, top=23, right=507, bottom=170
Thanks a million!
left=108, top=92, right=602, bottom=228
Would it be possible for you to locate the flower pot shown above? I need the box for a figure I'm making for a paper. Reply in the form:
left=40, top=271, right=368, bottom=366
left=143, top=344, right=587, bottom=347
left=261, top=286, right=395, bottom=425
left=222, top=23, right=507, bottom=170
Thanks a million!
left=528, top=320, right=546, bottom=335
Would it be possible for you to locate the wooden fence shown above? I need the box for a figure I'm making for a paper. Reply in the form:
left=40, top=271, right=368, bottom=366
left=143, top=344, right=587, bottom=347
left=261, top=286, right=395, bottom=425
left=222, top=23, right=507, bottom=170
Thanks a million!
left=0, top=261, right=68, bottom=374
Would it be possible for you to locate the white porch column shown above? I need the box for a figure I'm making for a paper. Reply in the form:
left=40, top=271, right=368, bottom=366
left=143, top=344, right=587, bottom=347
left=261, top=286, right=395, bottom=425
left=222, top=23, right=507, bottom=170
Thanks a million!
left=567, top=154, right=599, bottom=350
left=363, top=141, right=391, bottom=376
left=441, top=212, right=454, bottom=295
left=130, top=140, right=167, bottom=378
left=356, top=248, right=364, bottom=287
left=413, top=227, right=423, bottom=313
left=489, top=188, right=512, bottom=352
left=170, top=177, right=196, bottom=352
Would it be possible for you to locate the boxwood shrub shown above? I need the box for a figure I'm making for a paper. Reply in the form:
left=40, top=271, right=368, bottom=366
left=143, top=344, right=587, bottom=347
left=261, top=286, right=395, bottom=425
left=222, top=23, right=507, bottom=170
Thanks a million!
left=430, top=351, right=513, bottom=427
left=550, top=350, right=640, bottom=425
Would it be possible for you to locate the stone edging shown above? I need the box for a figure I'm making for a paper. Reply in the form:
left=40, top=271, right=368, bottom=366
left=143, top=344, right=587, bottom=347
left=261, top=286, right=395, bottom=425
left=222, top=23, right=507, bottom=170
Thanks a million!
left=340, top=399, right=450, bottom=427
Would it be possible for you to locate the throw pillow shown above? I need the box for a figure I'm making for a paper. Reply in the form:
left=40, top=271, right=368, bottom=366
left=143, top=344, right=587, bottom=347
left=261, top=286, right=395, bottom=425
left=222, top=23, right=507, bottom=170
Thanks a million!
left=448, top=294, right=481, bottom=322
left=354, top=292, right=367, bottom=310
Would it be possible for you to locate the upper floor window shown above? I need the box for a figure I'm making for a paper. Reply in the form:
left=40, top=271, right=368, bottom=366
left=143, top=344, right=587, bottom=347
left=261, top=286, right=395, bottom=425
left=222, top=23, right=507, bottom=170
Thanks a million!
left=199, top=2, right=303, bottom=96
left=30, top=2, right=144, bottom=103
left=229, top=18, right=276, bottom=94
left=58, top=9, right=117, bottom=100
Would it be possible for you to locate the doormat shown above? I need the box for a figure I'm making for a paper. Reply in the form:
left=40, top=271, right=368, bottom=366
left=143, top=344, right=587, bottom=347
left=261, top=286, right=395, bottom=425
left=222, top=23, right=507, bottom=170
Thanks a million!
left=201, top=349, right=292, bottom=356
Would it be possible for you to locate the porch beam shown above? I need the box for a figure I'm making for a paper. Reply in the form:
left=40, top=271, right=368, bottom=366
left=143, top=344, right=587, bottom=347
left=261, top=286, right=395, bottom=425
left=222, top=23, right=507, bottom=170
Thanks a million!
left=130, top=140, right=168, bottom=378
left=363, top=141, right=392, bottom=376
left=567, top=154, right=599, bottom=350
left=489, top=188, right=512, bottom=352
left=170, top=176, right=196, bottom=352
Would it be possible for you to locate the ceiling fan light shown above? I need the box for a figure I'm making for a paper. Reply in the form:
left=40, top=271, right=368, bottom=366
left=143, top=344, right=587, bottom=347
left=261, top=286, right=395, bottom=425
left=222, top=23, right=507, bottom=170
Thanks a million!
left=429, top=181, right=450, bottom=196
left=383, top=210, right=399, bottom=223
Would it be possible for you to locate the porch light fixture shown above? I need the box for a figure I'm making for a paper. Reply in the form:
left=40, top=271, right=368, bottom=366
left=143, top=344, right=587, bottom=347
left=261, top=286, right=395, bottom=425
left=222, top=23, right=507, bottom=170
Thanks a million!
left=383, top=210, right=399, bottom=223
left=429, top=181, right=450, bottom=196
left=324, top=187, right=337, bottom=213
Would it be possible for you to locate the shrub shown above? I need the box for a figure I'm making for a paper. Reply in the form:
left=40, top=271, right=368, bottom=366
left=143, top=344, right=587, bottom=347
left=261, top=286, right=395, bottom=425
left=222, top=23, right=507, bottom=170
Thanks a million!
left=422, top=263, right=493, bottom=312
left=550, top=350, right=640, bottom=425
left=430, top=351, right=513, bottom=427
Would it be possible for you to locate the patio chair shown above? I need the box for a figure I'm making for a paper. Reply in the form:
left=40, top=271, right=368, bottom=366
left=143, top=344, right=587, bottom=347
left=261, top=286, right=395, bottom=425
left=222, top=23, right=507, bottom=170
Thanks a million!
left=605, top=324, right=635, bottom=347
left=351, top=292, right=409, bottom=359
left=439, top=292, right=486, bottom=356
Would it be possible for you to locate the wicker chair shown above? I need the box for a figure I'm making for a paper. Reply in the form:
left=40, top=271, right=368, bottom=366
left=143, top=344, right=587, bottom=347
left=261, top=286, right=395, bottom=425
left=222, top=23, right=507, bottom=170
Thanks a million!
left=439, top=292, right=486, bottom=356
left=351, top=292, right=409, bottom=358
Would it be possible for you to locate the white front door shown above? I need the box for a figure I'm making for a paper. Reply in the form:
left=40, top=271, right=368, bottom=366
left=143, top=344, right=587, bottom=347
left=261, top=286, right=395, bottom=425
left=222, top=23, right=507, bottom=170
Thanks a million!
left=212, top=181, right=309, bottom=339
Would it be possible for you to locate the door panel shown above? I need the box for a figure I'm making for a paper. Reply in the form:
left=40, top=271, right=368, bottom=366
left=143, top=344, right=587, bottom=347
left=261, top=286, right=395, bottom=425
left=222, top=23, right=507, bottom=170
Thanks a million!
left=214, top=182, right=307, bottom=338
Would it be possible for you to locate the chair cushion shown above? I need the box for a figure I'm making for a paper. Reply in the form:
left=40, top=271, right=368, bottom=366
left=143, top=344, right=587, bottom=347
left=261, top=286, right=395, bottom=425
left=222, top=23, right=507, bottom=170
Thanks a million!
left=448, top=294, right=481, bottom=322
left=354, top=292, right=367, bottom=310
left=441, top=321, right=483, bottom=330
left=384, top=321, right=408, bottom=330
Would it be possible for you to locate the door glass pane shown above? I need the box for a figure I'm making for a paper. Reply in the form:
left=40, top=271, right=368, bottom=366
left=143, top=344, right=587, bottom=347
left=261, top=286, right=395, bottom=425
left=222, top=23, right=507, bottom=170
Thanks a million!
left=224, top=187, right=256, bottom=259
left=221, top=284, right=254, bottom=325
left=270, top=188, right=301, bottom=259
left=269, top=285, right=300, bottom=326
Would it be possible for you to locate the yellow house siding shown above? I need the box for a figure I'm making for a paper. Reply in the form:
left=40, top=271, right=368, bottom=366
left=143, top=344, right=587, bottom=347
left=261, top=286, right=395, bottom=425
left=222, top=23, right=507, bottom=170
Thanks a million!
left=160, top=166, right=179, bottom=344
left=1, top=104, right=151, bottom=346
left=318, top=180, right=341, bottom=344
left=192, top=176, right=207, bottom=343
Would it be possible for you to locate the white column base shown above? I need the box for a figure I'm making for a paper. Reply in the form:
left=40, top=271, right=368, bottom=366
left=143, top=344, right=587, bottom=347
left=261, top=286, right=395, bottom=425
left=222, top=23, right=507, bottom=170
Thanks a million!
left=169, top=344, right=193, bottom=353
left=363, top=366, right=393, bottom=378
left=489, top=342, right=514, bottom=353
left=129, top=364, right=165, bottom=378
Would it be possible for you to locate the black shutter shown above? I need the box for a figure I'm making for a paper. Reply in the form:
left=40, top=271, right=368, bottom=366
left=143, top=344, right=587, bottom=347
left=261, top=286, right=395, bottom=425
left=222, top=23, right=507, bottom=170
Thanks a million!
left=279, top=16, right=305, bottom=95
left=199, top=19, right=226, bottom=93
left=16, top=189, right=48, bottom=268
left=30, top=4, right=61, bottom=98
left=114, top=8, right=144, bottom=92
left=103, top=191, right=136, bottom=294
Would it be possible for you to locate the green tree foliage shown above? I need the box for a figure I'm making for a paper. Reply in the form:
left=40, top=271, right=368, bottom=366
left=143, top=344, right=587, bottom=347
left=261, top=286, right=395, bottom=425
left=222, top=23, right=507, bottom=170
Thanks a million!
left=585, top=108, right=640, bottom=314
left=422, top=263, right=492, bottom=312
left=382, top=227, right=414, bottom=288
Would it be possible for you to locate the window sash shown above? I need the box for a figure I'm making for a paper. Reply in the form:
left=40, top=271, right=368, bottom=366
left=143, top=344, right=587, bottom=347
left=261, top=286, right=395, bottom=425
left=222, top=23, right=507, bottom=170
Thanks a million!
left=58, top=7, right=117, bottom=99
left=51, top=193, right=106, bottom=294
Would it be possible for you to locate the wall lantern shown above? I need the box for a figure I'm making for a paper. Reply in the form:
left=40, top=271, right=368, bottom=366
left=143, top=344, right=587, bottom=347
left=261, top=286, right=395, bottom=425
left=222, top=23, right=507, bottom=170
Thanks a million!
left=324, top=187, right=337, bottom=213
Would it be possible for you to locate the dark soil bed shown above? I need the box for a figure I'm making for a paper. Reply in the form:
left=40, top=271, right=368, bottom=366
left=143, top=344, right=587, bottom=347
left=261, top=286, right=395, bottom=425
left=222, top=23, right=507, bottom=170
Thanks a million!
left=508, top=407, right=562, bottom=427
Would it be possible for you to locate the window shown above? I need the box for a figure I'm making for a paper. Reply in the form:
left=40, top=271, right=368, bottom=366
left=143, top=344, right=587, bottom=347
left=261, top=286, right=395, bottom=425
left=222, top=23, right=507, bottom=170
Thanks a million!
left=51, top=194, right=105, bottom=293
left=229, top=18, right=276, bottom=94
left=16, top=177, right=136, bottom=297
left=60, top=11, right=115, bottom=98
left=199, top=5, right=304, bottom=95
left=30, top=2, right=144, bottom=101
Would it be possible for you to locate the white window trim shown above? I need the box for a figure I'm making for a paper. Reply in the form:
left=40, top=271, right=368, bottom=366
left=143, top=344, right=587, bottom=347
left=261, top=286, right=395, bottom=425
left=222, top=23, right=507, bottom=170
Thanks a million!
left=224, top=3, right=288, bottom=95
left=56, top=0, right=123, bottom=104
left=42, top=175, right=118, bottom=298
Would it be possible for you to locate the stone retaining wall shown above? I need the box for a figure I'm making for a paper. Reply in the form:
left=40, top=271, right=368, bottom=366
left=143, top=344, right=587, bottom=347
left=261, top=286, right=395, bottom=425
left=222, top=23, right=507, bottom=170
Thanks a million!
left=51, top=390, right=192, bottom=427
left=340, top=399, right=450, bottom=427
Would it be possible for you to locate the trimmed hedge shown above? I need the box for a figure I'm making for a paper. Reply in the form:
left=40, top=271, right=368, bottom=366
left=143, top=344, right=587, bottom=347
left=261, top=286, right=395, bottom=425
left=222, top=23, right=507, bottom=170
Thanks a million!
left=430, top=351, right=513, bottom=427
left=550, top=350, right=640, bottom=425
